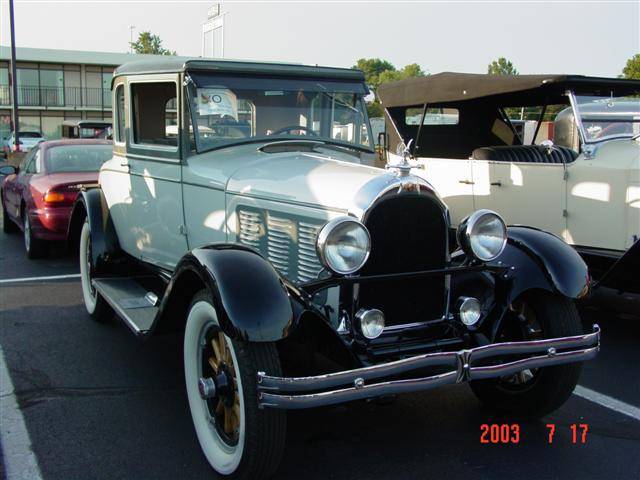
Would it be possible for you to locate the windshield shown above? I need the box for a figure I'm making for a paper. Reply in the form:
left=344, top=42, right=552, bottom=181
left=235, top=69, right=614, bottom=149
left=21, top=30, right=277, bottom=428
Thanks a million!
left=574, top=95, right=640, bottom=143
left=47, top=144, right=113, bottom=173
left=187, top=74, right=372, bottom=152
left=19, top=132, right=43, bottom=139
left=79, top=126, right=112, bottom=139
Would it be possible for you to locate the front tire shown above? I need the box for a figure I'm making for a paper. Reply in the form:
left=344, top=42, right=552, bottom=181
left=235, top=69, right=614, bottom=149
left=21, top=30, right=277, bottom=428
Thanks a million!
left=470, top=291, right=583, bottom=418
left=2, top=196, right=18, bottom=233
left=79, top=220, right=113, bottom=322
left=23, top=210, right=45, bottom=259
left=184, top=291, right=286, bottom=480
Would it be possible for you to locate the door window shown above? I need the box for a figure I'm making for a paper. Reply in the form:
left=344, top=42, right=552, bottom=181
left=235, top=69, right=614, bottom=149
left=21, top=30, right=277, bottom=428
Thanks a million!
left=114, top=85, right=125, bottom=143
left=130, top=82, right=178, bottom=147
left=24, top=149, right=40, bottom=173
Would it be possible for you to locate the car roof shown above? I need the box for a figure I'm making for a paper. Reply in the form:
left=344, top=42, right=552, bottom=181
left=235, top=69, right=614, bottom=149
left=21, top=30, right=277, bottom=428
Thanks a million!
left=113, top=58, right=365, bottom=82
left=62, top=120, right=112, bottom=127
left=378, top=72, right=640, bottom=108
left=40, top=139, right=113, bottom=149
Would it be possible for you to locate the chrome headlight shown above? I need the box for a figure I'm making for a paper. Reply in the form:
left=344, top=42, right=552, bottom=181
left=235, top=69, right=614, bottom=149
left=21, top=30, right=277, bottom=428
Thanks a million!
left=316, top=217, right=371, bottom=275
left=457, top=209, right=507, bottom=261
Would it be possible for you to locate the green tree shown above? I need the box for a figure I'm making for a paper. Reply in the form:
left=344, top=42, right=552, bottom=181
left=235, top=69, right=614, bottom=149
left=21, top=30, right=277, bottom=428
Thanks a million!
left=487, top=57, right=519, bottom=75
left=353, top=58, right=426, bottom=117
left=130, top=31, right=176, bottom=56
left=622, top=53, right=640, bottom=79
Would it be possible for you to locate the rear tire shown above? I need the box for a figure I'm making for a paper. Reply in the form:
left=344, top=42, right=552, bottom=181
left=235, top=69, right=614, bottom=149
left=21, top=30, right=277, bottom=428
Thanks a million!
left=469, top=291, right=583, bottom=418
left=23, top=210, right=45, bottom=259
left=184, top=290, right=286, bottom=480
left=79, top=220, right=113, bottom=322
left=2, top=196, right=18, bottom=233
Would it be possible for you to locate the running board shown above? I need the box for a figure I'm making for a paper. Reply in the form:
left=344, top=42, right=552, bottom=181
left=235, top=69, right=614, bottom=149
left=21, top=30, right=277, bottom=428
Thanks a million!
left=92, top=278, right=160, bottom=336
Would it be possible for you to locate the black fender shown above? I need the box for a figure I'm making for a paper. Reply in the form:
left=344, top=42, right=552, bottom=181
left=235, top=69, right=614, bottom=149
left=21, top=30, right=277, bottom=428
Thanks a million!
left=157, top=244, right=299, bottom=342
left=68, top=188, right=119, bottom=269
left=496, top=226, right=590, bottom=302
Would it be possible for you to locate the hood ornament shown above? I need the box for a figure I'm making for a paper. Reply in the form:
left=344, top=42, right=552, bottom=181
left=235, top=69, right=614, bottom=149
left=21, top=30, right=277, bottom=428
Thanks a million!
left=386, top=139, right=422, bottom=177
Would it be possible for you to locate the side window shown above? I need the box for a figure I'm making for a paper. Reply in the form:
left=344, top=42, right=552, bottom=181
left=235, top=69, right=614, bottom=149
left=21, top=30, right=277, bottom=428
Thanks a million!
left=115, top=85, right=125, bottom=143
left=405, top=107, right=459, bottom=125
left=19, top=148, right=36, bottom=172
left=25, top=149, right=40, bottom=173
left=130, top=82, right=177, bottom=147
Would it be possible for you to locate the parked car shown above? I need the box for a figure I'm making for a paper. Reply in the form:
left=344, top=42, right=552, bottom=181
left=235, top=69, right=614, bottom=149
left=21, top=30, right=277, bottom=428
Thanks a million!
left=72, top=58, right=600, bottom=480
left=1, top=139, right=112, bottom=258
left=2, top=130, right=46, bottom=155
left=61, top=120, right=112, bottom=139
left=378, top=73, right=640, bottom=290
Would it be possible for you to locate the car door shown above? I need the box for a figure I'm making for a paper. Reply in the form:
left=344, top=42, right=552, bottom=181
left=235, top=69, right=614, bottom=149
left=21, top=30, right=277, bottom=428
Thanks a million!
left=13, top=148, right=39, bottom=218
left=126, top=75, right=187, bottom=269
left=472, top=158, right=567, bottom=238
left=565, top=146, right=638, bottom=251
left=3, top=149, right=31, bottom=217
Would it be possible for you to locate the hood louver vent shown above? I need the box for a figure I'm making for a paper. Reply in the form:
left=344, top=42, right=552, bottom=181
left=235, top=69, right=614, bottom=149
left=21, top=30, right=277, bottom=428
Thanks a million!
left=238, top=208, right=323, bottom=283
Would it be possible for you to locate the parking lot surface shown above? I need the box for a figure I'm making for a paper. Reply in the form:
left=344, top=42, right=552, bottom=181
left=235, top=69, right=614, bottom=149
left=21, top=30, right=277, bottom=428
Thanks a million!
left=1, top=224, right=639, bottom=480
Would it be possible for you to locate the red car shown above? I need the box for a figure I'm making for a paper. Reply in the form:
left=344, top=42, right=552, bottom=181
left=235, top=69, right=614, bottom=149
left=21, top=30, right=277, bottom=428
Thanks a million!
left=1, top=139, right=113, bottom=258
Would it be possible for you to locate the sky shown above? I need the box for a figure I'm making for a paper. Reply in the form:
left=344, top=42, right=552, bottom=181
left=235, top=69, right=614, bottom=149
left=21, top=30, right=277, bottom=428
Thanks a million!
left=0, top=0, right=638, bottom=77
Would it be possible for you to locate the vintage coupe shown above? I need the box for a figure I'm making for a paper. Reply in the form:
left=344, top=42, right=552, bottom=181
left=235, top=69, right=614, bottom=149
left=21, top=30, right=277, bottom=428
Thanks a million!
left=378, top=73, right=639, bottom=293
left=72, top=59, right=600, bottom=479
left=1, top=139, right=112, bottom=257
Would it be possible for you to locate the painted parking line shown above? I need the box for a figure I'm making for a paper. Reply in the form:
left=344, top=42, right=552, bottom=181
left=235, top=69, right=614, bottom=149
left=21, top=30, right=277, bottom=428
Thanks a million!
left=0, top=273, right=80, bottom=285
left=0, top=344, right=44, bottom=480
left=574, top=385, right=640, bottom=422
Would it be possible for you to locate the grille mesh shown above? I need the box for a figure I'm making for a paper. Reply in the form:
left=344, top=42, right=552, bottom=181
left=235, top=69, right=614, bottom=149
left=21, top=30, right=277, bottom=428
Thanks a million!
left=237, top=208, right=323, bottom=283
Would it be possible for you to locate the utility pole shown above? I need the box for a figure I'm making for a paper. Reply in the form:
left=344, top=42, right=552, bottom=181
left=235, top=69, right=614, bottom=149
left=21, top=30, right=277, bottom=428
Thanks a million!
left=9, top=0, right=20, bottom=152
left=129, top=25, right=136, bottom=54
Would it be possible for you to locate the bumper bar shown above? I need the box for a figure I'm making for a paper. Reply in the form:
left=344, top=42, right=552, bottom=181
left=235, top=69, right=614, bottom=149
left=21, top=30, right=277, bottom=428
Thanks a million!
left=257, top=325, right=600, bottom=409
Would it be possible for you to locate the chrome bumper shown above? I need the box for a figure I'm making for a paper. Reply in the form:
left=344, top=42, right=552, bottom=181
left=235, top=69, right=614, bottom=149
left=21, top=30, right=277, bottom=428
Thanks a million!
left=257, top=325, right=600, bottom=409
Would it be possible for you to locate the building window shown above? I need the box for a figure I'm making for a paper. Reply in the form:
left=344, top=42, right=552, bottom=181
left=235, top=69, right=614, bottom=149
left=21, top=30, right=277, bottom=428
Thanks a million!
left=131, top=82, right=177, bottom=147
left=102, top=70, right=113, bottom=108
left=115, top=85, right=125, bottom=143
left=40, top=69, right=64, bottom=107
left=17, top=68, right=39, bottom=106
left=0, top=67, right=9, bottom=106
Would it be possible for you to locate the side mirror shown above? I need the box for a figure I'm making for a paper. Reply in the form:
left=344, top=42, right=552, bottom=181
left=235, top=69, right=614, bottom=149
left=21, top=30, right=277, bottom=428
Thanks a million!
left=0, top=165, right=17, bottom=176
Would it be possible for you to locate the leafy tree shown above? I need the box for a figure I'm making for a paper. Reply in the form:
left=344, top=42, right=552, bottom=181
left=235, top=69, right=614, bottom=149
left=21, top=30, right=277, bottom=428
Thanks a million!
left=130, top=31, right=176, bottom=56
left=622, top=53, right=640, bottom=79
left=353, top=58, right=426, bottom=117
left=487, top=57, right=519, bottom=75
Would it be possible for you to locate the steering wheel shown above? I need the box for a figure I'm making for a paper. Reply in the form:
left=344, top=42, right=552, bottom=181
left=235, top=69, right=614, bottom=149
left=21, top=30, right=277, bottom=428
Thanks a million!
left=271, top=125, right=319, bottom=137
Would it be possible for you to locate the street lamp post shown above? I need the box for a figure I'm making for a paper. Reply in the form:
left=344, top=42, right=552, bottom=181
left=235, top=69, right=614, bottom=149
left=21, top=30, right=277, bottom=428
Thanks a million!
left=129, top=25, right=136, bottom=53
left=9, top=0, right=20, bottom=152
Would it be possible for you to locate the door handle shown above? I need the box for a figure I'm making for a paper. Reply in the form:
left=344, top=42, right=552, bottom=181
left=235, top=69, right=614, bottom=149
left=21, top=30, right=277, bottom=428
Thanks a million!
left=458, top=180, right=474, bottom=185
left=490, top=181, right=502, bottom=186
left=120, top=162, right=130, bottom=171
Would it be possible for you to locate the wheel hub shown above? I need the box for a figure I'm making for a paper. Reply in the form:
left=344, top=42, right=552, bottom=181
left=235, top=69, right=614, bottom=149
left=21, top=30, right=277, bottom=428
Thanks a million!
left=201, top=330, right=241, bottom=440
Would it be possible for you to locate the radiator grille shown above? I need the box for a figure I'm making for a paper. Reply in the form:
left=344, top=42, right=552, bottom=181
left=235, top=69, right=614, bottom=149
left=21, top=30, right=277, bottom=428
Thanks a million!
left=359, top=193, right=448, bottom=325
left=237, top=208, right=323, bottom=283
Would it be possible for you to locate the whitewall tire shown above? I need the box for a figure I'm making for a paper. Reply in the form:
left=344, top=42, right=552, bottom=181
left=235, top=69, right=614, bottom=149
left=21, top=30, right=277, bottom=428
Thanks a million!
left=184, top=290, right=286, bottom=480
left=79, top=220, right=112, bottom=322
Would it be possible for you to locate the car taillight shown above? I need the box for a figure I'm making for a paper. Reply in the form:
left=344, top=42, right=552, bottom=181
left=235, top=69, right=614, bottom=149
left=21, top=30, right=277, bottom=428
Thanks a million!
left=43, top=188, right=77, bottom=206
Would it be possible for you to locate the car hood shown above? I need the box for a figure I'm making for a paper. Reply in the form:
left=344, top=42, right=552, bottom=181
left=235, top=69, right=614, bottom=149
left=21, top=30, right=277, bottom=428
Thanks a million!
left=227, top=150, right=382, bottom=212
left=591, top=137, right=640, bottom=169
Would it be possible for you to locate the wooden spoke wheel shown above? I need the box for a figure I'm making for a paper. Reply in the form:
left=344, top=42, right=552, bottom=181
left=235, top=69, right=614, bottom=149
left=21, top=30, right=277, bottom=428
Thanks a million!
left=204, top=331, right=242, bottom=444
left=184, top=290, right=286, bottom=479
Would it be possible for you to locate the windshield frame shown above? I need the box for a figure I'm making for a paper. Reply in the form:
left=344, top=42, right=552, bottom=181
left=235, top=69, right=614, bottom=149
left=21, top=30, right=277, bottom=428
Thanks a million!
left=567, top=90, right=640, bottom=145
left=185, top=73, right=375, bottom=155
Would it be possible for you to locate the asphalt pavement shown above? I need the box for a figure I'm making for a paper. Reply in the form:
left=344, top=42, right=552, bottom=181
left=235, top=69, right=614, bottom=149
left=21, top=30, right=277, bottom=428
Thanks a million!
left=1, top=221, right=639, bottom=480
